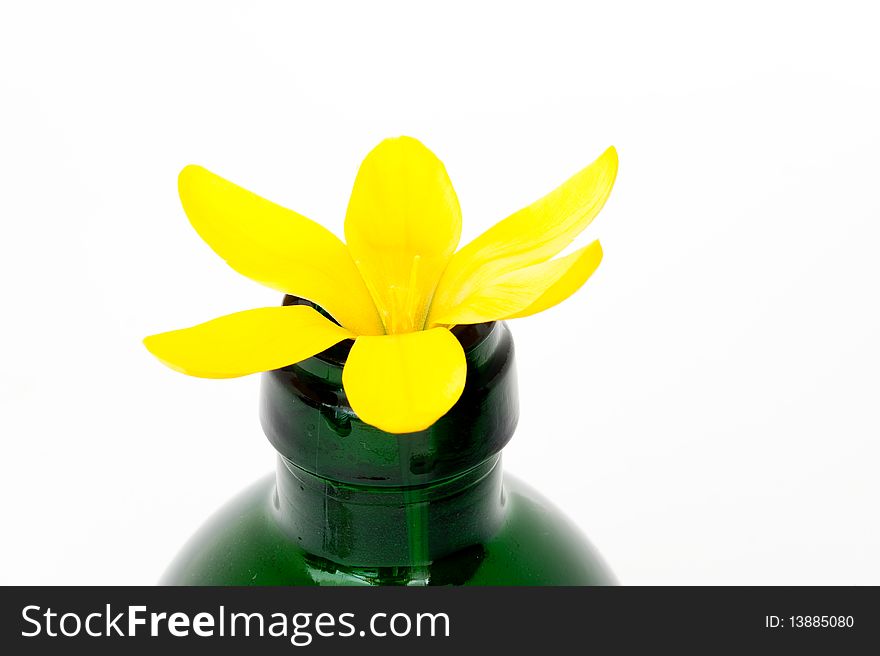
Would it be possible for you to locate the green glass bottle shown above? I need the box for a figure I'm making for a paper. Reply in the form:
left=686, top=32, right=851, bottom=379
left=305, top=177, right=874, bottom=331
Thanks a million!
left=161, top=306, right=615, bottom=586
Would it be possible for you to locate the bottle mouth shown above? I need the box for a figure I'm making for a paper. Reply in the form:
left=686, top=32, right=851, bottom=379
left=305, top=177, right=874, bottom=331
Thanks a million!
left=262, top=297, right=520, bottom=487
left=281, top=294, right=497, bottom=365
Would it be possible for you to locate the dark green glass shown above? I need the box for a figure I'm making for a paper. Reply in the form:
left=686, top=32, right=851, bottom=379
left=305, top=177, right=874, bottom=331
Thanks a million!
left=161, top=317, right=615, bottom=586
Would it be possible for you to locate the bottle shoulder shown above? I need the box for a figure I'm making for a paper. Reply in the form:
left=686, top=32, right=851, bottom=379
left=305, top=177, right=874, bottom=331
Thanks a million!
left=161, top=472, right=616, bottom=586
left=474, top=473, right=617, bottom=585
left=160, top=474, right=312, bottom=585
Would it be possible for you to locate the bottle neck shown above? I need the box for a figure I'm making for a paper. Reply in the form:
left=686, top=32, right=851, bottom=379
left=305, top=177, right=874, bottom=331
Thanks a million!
left=273, top=451, right=506, bottom=572
left=258, top=310, right=518, bottom=580
left=260, top=319, right=518, bottom=487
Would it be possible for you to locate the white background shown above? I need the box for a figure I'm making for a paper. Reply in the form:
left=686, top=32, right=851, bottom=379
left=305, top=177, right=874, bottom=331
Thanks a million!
left=1, top=1, right=878, bottom=585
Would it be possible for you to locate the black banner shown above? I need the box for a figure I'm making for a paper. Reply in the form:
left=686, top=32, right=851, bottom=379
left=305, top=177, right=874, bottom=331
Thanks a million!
left=1, top=586, right=876, bottom=654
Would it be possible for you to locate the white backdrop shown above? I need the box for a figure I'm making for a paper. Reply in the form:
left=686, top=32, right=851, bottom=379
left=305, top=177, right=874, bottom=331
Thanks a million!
left=1, top=1, right=878, bottom=585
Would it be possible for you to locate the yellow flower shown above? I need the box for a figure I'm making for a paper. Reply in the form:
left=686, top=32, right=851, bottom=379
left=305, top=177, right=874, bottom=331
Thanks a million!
left=144, top=137, right=617, bottom=433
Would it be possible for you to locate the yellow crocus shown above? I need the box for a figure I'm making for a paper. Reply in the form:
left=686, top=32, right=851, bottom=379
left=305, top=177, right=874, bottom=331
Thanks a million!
left=144, top=137, right=617, bottom=434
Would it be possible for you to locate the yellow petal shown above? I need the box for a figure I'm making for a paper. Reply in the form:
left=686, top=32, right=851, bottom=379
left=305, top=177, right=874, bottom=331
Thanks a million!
left=504, top=240, right=603, bottom=320
left=344, top=137, right=462, bottom=334
left=429, top=241, right=603, bottom=325
left=342, top=328, right=466, bottom=434
left=144, top=305, right=354, bottom=378
left=428, top=146, right=616, bottom=325
left=178, top=165, right=384, bottom=336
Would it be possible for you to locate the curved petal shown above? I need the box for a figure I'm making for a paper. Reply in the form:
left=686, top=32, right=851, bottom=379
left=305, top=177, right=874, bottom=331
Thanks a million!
left=344, top=137, right=461, bottom=333
left=428, top=146, right=616, bottom=325
left=503, top=240, right=603, bottom=320
left=144, top=305, right=354, bottom=378
left=342, top=328, right=466, bottom=434
left=178, top=165, right=384, bottom=336
left=429, top=241, right=603, bottom=325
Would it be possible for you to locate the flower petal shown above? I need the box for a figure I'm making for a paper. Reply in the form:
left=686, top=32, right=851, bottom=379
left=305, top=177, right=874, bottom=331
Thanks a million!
left=178, top=165, right=384, bottom=336
left=428, top=146, right=616, bottom=325
left=342, top=328, right=466, bottom=434
left=344, top=137, right=462, bottom=333
left=144, top=305, right=354, bottom=378
left=503, top=240, right=603, bottom=320
left=429, top=241, right=603, bottom=325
